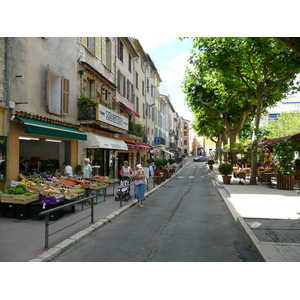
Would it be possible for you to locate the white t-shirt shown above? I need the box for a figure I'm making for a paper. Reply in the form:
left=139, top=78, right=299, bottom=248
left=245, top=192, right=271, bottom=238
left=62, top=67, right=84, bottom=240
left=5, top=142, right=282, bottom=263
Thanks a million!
left=122, top=166, right=132, bottom=177
left=64, top=165, right=73, bottom=176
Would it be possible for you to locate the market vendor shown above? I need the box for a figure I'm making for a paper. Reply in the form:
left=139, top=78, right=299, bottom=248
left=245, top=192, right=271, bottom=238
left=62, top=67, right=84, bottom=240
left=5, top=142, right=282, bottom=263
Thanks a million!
left=62, top=162, right=73, bottom=177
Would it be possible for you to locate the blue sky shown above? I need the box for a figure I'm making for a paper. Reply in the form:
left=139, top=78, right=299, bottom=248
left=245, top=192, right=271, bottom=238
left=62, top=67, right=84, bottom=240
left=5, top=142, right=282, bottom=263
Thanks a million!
left=137, top=37, right=194, bottom=121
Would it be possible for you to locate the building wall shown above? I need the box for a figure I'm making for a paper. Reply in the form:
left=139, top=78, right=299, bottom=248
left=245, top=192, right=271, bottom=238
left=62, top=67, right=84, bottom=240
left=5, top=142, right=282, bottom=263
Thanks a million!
left=0, top=37, right=5, bottom=106
left=9, top=37, right=78, bottom=124
left=116, top=38, right=136, bottom=110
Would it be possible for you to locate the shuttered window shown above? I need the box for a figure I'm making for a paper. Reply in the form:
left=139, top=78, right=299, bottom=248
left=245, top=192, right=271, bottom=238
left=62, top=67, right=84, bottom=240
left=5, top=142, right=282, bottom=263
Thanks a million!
left=61, top=77, right=70, bottom=115
left=47, top=66, right=70, bottom=116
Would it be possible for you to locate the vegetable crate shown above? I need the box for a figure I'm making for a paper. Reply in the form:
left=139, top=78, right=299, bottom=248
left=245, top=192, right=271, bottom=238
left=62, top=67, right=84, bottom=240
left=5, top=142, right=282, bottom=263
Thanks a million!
left=0, top=194, right=15, bottom=203
left=13, top=193, right=40, bottom=205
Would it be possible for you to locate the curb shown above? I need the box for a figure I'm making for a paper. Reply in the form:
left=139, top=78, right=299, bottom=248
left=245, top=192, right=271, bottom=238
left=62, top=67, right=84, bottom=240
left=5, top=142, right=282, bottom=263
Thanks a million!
left=29, top=161, right=189, bottom=262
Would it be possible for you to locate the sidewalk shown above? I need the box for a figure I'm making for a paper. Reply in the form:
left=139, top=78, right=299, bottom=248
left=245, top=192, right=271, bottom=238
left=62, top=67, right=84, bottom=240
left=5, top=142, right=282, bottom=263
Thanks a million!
left=209, top=166, right=300, bottom=262
left=0, top=163, right=187, bottom=262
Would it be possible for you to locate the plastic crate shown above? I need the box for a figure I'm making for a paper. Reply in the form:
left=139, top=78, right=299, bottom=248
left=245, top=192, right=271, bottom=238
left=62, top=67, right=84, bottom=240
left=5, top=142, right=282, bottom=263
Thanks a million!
left=15, top=204, right=31, bottom=219
left=4, top=203, right=16, bottom=218
left=0, top=202, right=4, bottom=217
left=30, top=201, right=44, bottom=220
left=41, top=194, right=65, bottom=206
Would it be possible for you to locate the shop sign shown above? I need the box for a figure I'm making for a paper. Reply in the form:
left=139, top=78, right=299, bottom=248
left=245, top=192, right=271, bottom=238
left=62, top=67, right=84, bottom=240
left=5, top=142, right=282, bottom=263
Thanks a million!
left=98, top=104, right=128, bottom=130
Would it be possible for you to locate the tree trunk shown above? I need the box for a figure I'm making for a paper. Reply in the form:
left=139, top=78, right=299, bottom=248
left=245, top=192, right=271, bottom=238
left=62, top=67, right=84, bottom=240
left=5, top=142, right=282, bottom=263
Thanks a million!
left=250, top=96, right=263, bottom=185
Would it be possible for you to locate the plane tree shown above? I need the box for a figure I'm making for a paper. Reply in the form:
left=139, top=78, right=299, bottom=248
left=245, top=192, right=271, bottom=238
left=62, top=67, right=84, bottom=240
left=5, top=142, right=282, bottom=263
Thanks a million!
left=183, top=59, right=255, bottom=164
left=183, top=37, right=300, bottom=184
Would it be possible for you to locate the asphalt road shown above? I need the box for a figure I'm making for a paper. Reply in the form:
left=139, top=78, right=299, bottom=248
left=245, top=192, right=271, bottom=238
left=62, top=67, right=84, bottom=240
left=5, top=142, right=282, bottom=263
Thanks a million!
left=53, top=159, right=260, bottom=262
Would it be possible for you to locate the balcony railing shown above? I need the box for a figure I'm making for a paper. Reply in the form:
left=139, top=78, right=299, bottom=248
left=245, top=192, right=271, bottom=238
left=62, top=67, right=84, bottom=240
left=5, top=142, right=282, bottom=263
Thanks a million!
left=78, top=105, right=96, bottom=121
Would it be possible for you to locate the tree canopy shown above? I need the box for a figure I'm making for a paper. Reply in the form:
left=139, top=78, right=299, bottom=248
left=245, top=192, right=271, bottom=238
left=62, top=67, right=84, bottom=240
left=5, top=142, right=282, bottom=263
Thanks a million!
left=183, top=37, right=300, bottom=184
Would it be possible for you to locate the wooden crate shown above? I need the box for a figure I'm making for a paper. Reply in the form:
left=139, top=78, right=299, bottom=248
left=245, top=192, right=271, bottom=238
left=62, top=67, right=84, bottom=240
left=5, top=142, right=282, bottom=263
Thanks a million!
left=59, top=179, right=76, bottom=186
left=90, top=183, right=108, bottom=189
left=0, top=194, right=15, bottom=203
left=13, top=193, right=40, bottom=205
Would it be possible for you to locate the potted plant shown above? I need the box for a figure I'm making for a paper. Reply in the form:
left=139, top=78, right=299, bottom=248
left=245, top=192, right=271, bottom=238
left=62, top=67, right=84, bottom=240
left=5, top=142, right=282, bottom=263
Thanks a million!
left=218, top=163, right=233, bottom=184
left=78, top=96, right=98, bottom=105
left=207, top=159, right=215, bottom=170
left=272, top=139, right=297, bottom=190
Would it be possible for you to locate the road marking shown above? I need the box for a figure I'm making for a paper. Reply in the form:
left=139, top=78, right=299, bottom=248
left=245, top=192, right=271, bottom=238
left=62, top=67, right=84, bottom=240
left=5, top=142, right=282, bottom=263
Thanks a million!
left=189, top=176, right=194, bottom=178
left=178, top=176, right=184, bottom=178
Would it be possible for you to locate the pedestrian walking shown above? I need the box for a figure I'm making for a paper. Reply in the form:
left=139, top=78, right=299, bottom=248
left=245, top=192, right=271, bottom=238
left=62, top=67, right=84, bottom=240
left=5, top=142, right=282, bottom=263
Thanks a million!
left=133, top=164, right=146, bottom=207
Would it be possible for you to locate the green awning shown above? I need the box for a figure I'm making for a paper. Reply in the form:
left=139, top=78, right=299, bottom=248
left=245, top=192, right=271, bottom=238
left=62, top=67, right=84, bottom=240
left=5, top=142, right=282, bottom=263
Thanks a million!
left=16, top=117, right=87, bottom=141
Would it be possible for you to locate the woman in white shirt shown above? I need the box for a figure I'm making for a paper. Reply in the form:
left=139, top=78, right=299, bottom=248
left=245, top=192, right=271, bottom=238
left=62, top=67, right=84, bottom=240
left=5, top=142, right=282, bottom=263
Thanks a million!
left=120, top=160, right=133, bottom=179
left=82, top=158, right=92, bottom=179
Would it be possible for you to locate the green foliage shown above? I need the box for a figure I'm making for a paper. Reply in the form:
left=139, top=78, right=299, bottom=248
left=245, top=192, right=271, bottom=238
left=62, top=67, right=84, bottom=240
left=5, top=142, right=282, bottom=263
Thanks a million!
left=153, top=158, right=164, bottom=167
left=168, top=158, right=176, bottom=164
left=3, top=185, right=31, bottom=196
left=129, top=121, right=144, bottom=137
left=162, top=159, right=168, bottom=166
left=218, top=163, right=233, bottom=176
left=264, top=112, right=300, bottom=139
left=75, top=165, right=82, bottom=173
left=147, top=158, right=154, bottom=165
left=183, top=37, right=300, bottom=174
left=78, top=96, right=98, bottom=104
left=272, top=139, right=299, bottom=174
left=208, top=159, right=215, bottom=165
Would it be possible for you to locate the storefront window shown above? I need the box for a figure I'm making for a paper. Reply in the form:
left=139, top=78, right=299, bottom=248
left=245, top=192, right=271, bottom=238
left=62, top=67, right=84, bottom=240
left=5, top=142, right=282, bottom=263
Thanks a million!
left=0, top=136, right=7, bottom=181
left=87, top=148, right=116, bottom=178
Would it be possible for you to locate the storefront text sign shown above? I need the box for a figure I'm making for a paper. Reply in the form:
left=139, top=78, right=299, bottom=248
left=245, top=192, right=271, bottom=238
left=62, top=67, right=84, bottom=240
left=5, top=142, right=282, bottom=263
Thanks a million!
left=98, top=105, right=128, bottom=130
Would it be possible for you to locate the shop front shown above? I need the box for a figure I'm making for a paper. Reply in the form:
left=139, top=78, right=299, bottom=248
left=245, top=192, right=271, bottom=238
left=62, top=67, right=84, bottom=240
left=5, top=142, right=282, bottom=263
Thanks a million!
left=118, top=139, right=151, bottom=172
left=8, top=116, right=87, bottom=184
left=84, top=132, right=128, bottom=178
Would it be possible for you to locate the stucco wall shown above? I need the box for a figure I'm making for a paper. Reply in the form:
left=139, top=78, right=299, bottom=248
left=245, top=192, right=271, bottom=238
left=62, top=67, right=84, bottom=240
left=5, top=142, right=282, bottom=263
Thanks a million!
left=9, top=37, right=78, bottom=124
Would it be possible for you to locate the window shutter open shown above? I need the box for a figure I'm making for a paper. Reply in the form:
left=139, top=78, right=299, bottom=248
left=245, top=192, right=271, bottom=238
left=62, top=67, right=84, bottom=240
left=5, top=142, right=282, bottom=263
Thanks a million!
left=61, top=77, right=70, bottom=115
left=111, top=38, right=115, bottom=73
left=102, top=37, right=106, bottom=66
left=95, top=37, right=101, bottom=58
left=81, top=37, right=87, bottom=47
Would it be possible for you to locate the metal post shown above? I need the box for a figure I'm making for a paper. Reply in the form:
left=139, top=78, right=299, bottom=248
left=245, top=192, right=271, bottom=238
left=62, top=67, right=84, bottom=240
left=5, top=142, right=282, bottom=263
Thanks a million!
left=120, top=188, right=123, bottom=207
left=45, top=214, right=49, bottom=250
left=91, top=196, right=94, bottom=223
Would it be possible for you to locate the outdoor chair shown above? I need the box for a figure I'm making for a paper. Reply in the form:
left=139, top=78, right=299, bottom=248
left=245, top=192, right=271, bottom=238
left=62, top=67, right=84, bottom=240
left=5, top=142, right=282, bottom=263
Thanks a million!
left=235, top=172, right=246, bottom=185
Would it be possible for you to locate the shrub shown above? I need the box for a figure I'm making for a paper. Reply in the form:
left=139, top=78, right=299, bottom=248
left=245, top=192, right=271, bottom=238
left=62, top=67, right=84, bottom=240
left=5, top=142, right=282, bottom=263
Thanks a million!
left=218, top=163, right=233, bottom=176
left=208, top=159, right=215, bottom=165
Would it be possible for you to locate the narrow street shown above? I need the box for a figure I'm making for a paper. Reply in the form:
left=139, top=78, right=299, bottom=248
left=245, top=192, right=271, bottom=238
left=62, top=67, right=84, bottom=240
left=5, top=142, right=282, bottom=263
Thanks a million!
left=53, top=159, right=260, bottom=262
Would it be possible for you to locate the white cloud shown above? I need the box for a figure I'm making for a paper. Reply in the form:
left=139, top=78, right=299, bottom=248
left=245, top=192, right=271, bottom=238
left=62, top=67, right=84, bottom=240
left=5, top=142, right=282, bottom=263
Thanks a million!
left=136, top=36, right=177, bottom=53
left=159, top=53, right=190, bottom=87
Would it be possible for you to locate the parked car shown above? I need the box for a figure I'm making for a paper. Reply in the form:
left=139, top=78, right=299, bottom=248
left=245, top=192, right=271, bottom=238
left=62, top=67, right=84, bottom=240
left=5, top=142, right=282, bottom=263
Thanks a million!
left=193, top=156, right=210, bottom=162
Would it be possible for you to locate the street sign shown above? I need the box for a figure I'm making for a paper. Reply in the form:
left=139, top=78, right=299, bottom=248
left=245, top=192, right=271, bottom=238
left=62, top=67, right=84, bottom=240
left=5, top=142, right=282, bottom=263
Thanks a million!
left=154, top=137, right=161, bottom=145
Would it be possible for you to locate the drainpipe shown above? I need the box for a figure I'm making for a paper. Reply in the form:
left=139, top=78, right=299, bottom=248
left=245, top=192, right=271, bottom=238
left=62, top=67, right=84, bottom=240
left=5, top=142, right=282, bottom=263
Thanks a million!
left=5, top=37, right=11, bottom=129
left=4, top=37, right=11, bottom=186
